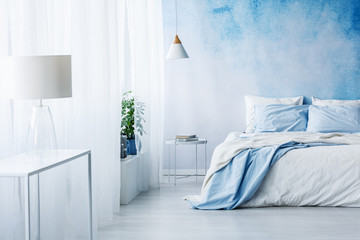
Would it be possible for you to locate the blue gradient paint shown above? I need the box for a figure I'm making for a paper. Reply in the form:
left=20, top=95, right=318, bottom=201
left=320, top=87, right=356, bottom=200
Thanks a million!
left=210, top=2, right=242, bottom=40
left=201, top=0, right=360, bottom=102
left=212, top=5, right=232, bottom=14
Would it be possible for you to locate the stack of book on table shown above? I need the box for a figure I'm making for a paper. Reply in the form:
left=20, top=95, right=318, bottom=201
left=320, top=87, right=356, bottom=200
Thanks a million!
left=176, top=134, right=198, bottom=142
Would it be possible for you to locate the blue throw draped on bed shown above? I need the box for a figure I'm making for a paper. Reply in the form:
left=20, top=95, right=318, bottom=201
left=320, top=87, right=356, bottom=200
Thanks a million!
left=187, top=142, right=334, bottom=210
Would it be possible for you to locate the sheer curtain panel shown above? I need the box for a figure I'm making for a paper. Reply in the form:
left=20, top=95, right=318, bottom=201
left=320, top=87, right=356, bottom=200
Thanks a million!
left=125, top=0, right=165, bottom=190
left=0, top=0, right=124, bottom=238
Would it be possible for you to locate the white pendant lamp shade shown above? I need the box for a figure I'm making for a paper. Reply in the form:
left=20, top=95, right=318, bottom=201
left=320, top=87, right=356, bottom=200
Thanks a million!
left=166, top=35, right=189, bottom=59
left=9, top=55, right=72, bottom=99
left=167, top=0, right=189, bottom=60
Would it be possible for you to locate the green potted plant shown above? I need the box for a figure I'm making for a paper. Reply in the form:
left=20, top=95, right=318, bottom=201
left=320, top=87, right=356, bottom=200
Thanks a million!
left=121, top=91, right=146, bottom=155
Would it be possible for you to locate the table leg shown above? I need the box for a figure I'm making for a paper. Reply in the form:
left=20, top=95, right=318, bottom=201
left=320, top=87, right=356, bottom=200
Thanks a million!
left=195, top=144, right=198, bottom=181
left=168, top=144, right=170, bottom=182
left=205, top=142, right=207, bottom=175
left=37, top=173, right=41, bottom=239
left=88, top=153, right=93, bottom=240
left=24, top=176, right=30, bottom=240
left=174, top=144, right=176, bottom=185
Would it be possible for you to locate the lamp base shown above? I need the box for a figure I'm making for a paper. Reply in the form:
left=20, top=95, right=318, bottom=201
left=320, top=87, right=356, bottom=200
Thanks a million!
left=27, top=105, right=57, bottom=151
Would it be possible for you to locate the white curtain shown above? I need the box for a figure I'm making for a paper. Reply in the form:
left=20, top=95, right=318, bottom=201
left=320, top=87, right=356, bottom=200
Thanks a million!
left=123, top=0, right=164, bottom=190
left=0, top=0, right=125, bottom=239
left=0, top=0, right=164, bottom=238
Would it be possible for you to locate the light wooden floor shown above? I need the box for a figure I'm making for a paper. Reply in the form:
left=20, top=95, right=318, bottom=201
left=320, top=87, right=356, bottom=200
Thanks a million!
left=98, top=176, right=360, bottom=240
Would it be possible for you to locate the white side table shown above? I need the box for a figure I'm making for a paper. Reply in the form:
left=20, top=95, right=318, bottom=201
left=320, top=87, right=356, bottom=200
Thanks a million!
left=165, top=138, right=207, bottom=185
left=0, top=149, right=93, bottom=240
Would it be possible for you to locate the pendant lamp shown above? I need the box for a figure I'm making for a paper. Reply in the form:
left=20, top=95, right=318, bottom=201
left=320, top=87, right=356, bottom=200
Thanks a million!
left=166, top=0, right=189, bottom=59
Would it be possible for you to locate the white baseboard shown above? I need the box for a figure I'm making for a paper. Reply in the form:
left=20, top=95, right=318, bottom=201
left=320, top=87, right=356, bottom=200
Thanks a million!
left=163, top=169, right=206, bottom=176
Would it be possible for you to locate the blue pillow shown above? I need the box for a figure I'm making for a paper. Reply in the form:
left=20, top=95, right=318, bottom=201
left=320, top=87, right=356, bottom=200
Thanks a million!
left=254, top=105, right=308, bottom=133
left=307, top=105, right=360, bottom=133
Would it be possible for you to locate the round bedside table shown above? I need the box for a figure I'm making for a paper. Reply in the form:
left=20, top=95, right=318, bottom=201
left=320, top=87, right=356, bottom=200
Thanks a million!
left=165, top=138, right=207, bottom=185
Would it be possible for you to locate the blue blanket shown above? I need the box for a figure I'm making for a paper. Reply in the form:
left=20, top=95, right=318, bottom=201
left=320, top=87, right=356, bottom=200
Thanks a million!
left=187, top=141, right=334, bottom=210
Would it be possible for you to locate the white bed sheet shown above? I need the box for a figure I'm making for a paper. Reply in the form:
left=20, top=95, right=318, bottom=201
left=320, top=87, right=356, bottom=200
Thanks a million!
left=242, top=145, right=360, bottom=207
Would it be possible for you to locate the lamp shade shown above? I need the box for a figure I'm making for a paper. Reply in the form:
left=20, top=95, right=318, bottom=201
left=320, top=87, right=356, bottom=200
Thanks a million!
left=9, top=55, right=72, bottom=99
left=166, top=35, right=189, bottom=59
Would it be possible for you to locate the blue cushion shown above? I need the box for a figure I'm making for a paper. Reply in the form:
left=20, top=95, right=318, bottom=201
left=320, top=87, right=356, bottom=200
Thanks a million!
left=254, top=105, right=308, bottom=133
left=307, top=105, right=360, bottom=133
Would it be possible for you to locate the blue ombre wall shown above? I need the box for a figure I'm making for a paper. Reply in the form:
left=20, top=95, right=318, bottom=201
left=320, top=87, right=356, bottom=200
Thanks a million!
left=162, top=0, right=360, bottom=171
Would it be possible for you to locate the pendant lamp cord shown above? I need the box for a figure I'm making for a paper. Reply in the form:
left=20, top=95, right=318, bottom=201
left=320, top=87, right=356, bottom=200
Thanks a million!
left=175, top=0, right=178, bottom=35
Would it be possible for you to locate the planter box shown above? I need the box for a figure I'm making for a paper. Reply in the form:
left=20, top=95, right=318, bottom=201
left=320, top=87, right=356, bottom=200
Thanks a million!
left=120, top=155, right=140, bottom=204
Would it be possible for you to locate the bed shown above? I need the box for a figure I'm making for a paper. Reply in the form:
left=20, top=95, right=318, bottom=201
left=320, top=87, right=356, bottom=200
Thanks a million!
left=185, top=96, right=360, bottom=210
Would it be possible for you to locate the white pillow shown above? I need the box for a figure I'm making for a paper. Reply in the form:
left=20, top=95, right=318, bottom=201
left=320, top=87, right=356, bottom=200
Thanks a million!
left=312, top=97, right=360, bottom=106
left=244, top=95, right=304, bottom=133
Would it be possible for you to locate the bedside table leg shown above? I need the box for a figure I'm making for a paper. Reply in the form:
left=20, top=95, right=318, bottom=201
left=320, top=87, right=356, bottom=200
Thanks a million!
left=168, top=144, right=170, bottom=182
left=195, top=144, right=198, bottom=181
left=205, top=143, right=207, bottom=175
left=174, top=144, right=177, bottom=185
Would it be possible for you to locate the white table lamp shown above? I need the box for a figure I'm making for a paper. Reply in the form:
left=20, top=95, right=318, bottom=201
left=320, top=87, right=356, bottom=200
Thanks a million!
left=9, top=55, right=72, bottom=150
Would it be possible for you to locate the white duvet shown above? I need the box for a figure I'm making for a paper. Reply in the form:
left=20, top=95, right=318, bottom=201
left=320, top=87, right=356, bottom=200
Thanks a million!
left=243, top=144, right=360, bottom=207
left=202, top=132, right=360, bottom=207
